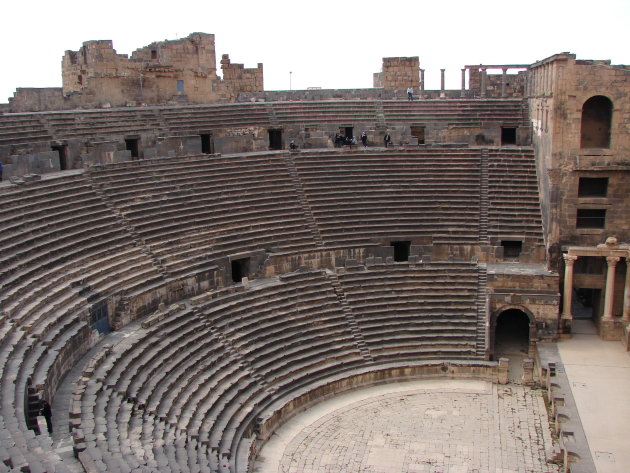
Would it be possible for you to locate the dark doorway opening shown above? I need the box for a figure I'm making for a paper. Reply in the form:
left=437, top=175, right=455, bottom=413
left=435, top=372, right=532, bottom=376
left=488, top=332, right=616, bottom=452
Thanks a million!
left=51, top=144, right=69, bottom=170
left=89, top=300, right=110, bottom=334
left=501, top=127, right=517, bottom=145
left=493, top=309, right=530, bottom=358
left=411, top=125, right=425, bottom=144
left=580, top=95, right=612, bottom=148
left=268, top=129, right=283, bottom=150
left=390, top=241, right=411, bottom=262
left=200, top=134, right=214, bottom=154
left=343, top=126, right=354, bottom=140
left=501, top=240, right=522, bottom=259
left=231, top=257, right=250, bottom=283
left=125, top=138, right=140, bottom=159
left=574, top=288, right=602, bottom=319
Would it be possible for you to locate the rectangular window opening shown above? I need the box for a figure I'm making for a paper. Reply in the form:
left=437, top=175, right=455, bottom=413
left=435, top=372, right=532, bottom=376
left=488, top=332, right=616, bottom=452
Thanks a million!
left=501, top=127, right=517, bottom=145
left=268, top=129, right=283, bottom=150
left=578, top=177, right=608, bottom=197
left=390, top=241, right=411, bottom=262
left=176, top=80, right=184, bottom=93
left=501, top=240, right=522, bottom=259
left=411, top=125, right=425, bottom=144
left=51, top=144, right=68, bottom=170
left=200, top=134, right=214, bottom=154
left=576, top=209, right=606, bottom=229
left=125, top=138, right=140, bottom=159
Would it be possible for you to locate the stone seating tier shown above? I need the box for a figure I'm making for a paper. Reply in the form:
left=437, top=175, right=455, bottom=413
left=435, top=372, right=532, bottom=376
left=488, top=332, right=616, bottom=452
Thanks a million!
left=0, top=147, right=544, bottom=472
left=0, top=99, right=529, bottom=149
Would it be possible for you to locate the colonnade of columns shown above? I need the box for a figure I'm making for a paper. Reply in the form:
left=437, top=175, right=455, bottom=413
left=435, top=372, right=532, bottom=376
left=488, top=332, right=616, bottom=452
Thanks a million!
left=562, top=253, right=630, bottom=321
left=416, top=65, right=527, bottom=98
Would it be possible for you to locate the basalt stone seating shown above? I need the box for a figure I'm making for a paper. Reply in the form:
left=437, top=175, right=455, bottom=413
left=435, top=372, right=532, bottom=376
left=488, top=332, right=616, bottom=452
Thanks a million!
left=0, top=145, right=546, bottom=472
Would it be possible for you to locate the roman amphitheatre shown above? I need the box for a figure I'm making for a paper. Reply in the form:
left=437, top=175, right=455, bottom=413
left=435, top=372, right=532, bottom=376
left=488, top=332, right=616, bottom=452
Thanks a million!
left=0, top=33, right=629, bottom=473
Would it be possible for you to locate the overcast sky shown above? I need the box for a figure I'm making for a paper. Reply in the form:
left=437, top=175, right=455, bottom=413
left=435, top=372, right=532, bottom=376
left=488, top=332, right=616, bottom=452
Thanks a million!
left=2, top=0, right=628, bottom=102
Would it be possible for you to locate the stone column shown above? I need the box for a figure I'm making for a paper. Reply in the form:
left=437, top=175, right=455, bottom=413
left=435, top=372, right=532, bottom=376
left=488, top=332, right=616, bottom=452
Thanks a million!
left=440, top=69, right=445, bottom=98
left=501, top=67, right=508, bottom=97
left=480, top=68, right=487, bottom=98
left=623, top=256, right=630, bottom=321
left=603, top=256, right=620, bottom=319
left=461, top=68, right=466, bottom=97
left=420, top=69, right=425, bottom=98
left=562, top=255, right=578, bottom=319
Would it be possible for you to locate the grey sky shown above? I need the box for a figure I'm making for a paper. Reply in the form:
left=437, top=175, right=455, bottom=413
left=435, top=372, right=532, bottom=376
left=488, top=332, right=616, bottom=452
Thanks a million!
left=2, top=0, right=628, bottom=102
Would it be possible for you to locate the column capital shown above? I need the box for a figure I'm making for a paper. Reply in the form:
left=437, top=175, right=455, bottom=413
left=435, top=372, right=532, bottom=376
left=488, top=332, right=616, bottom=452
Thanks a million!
left=563, top=254, right=578, bottom=264
left=606, top=256, right=620, bottom=266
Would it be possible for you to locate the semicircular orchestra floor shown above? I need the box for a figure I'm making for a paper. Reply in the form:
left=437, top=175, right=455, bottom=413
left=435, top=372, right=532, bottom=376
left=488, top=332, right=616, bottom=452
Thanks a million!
left=254, top=380, right=559, bottom=473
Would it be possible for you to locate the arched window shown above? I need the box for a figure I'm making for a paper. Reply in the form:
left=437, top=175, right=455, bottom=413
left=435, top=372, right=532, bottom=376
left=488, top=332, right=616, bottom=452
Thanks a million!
left=580, top=95, right=612, bottom=148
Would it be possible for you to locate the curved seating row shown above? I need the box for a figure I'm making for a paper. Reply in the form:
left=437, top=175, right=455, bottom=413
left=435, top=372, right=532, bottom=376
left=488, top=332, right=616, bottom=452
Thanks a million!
left=0, top=99, right=528, bottom=146
left=0, top=146, right=544, bottom=472
left=487, top=148, right=544, bottom=243
left=289, top=149, right=483, bottom=246
left=72, top=264, right=486, bottom=472
left=87, top=154, right=321, bottom=279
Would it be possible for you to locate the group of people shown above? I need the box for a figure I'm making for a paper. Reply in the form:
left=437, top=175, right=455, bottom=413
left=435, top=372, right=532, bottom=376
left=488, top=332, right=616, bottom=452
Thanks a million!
left=333, top=132, right=392, bottom=148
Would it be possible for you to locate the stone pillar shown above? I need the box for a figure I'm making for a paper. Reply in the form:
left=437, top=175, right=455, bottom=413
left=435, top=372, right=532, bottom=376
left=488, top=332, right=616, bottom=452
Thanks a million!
left=440, top=69, right=445, bottom=98
left=461, top=68, right=466, bottom=97
left=498, top=358, right=509, bottom=385
left=562, top=255, right=578, bottom=319
left=501, top=67, right=508, bottom=97
left=623, top=257, right=630, bottom=321
left=420, top=69, right=425, bottom=98
left=480, top=68, right=487, bottom=98
left=603, top=256, right=620, bottom=319
left=521, top=359, right=535, bottom=385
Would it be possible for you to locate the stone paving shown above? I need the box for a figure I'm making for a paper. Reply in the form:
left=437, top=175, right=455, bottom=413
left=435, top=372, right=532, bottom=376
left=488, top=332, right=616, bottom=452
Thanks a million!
left=256, top=380, right=559, bottom=473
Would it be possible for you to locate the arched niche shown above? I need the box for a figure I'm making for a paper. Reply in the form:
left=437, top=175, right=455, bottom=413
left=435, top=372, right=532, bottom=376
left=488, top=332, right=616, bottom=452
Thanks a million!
left=580, top=95, right=613, bottom=149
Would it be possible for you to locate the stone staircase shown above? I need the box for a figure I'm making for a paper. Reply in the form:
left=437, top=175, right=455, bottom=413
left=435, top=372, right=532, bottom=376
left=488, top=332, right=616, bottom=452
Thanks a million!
left=85, top=170, right=169, bottom=279
left=326, top=271, right=374, bottom=363
left=475, top=264, right=489, bottom=357
left=479, top=149, right=490, bottom=245
left=283, top=154, right=324, bottom=248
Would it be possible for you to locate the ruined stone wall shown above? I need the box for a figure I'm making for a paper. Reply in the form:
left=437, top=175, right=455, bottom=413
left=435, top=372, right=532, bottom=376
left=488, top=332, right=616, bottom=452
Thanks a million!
left=9, top=88, right=82, bottom=112
left=381, top=57, right=420, bottom=90
left=528, top=53, right=630, bottom=269
left=59, top=33, right=232, bottom=108
left=220, top=55, right=263, bottom=94
left=469, top=69, right=526, bottom=98
left=11, top=33, right=262, bottom=112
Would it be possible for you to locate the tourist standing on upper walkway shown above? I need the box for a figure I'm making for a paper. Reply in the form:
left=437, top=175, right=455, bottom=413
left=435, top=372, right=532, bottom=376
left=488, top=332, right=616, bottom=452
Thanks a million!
left=407, top=87, right=413, bottom=101
left=361, top=132, right=368, bottom=147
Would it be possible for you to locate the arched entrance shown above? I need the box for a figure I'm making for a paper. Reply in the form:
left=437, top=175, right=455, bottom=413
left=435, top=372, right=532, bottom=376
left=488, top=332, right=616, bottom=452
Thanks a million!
left=493, top=308, right=531, bottom=359
left=580, top=95, right=613, bottom=148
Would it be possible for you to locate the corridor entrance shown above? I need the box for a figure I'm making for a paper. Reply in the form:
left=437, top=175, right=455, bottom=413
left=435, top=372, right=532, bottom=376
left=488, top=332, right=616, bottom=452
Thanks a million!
left=493, top=309, right=530, bottom=359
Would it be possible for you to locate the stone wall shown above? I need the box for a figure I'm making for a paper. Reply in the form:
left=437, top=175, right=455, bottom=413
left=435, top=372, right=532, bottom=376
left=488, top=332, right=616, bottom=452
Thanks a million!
left=220, top=54, right=263, bottom=93
left=469, top=69, right=526, bottom=98
left=10, top=33, right=263, bottom=112
left=381, top=57, right=420, bottom=90
left=528, top=53, right=630, bottom=269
